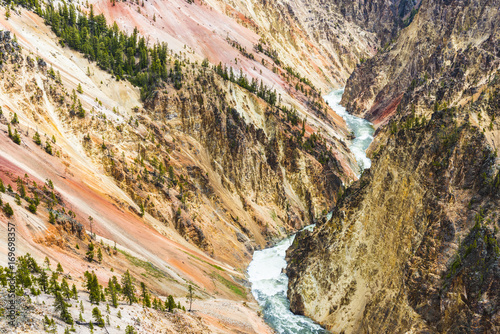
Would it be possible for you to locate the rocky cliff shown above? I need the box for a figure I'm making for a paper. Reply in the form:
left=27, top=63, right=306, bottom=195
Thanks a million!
left=342, top=0, right=499, bottom=125
left=287, top=0, right=500, bottom=331
left=0, top=0, right=356, bottom=309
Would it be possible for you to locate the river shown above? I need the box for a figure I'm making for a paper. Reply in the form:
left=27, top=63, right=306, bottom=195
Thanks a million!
left=247, top=90, right=374, bottom=333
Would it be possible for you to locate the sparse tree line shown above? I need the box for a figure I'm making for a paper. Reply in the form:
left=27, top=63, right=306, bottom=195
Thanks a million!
left=7, top=0, right=319, bottom=112
left=3, top=0, right=335, bottom=171
left=0, top=253, right=186, bottom=333
left=0, top=174, right=69, bottom=220
left=2, top=105, right=57, bottom=155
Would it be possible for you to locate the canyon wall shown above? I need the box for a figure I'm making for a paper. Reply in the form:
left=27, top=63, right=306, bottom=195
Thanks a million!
left=287, top=0, right=500, bottom=331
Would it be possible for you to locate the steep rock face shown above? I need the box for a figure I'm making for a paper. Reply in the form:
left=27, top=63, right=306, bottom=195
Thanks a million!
left=287, top=0, right=398, bottom=46
left=342, top=0, right=500, bottom=124
left=220, top=0, right=378, bottom=87
left=287, top=89, right=500, bottom=332
left=143, top=73, right=348, bottom=233
left=218, top=0, right=419, bottom=90
left=286, top=0, right=500, bottom=331
left=6, top=7, right=353, bottom=270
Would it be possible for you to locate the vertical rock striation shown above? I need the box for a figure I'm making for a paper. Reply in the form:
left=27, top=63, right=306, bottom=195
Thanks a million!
left=287, top=0, right=500, bottom=331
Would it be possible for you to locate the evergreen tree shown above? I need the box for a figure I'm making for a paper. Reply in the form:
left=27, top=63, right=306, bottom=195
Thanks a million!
left=97, top=247, right=103, bottom=262
left=56, top=263, right=64, bottom=273
left=33, top=131, right=41, bottom=145
left=167, top=295, right=175, bottom=312
left=92, top=307, right=104, bottom=327
left=86, top=242, right=95, bottom=262
left=84, top=271, right=100, bottom=304
left=28, top=202, right=37, bottom=214
left=16, top=177, right=26, bottom=198
left=107, top=277, right=119, bottom=307
left=11, top=113, right=19, bottom=124
left=2, top=203, right=14, bottom=217
left=16, top=258, right=32, bottom=288
left=38, top=270, right=48, bottom=292
left=45, top=140, right=53, bottom=155
left=188, top=284, right=193, bottom=311
left=125, top=325, right=137, bottom=334
left=49, top=211, right=56, bottom=224
left=49, top=272, right=60, bottom=292
left=121, top=270, right=136, bottom=305
left=140, top=282, right=150, bottom=308
left=71, top=284, right=78, bottom=299
left=61, top=277, right=71, bottom=299
left=54, top=291, right=73, bottom=325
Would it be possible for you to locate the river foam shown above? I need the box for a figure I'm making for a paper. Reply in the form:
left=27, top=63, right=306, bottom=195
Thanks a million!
left=247, top=89, right=374, bottom=333
left=324, top=89, right=374, bottom=176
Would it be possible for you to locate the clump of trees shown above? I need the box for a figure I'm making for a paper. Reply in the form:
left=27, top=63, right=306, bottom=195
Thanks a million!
left=0, top=253, right=185, bottom=332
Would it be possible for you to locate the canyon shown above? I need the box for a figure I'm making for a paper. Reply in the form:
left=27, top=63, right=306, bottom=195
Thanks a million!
left=287, top=0, right=500, bottom=332
left=0, top=0, right=498, bottom=332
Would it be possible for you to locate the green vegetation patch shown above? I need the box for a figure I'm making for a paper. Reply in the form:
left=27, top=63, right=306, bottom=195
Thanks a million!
left=117, top=249, right=167, bottom=279
left=211, top=272, right=246, bottom=298
left=183, top=251, right=225, bottom=271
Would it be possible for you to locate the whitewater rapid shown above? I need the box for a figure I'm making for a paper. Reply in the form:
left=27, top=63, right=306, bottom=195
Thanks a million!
left=247, top=90, right=374, bottom=333
left=324, top=89, right=374, bottom=176
left=247, top=226, right=326, bottom=333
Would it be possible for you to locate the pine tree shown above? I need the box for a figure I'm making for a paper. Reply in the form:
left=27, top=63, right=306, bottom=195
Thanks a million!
left=125, top=325, right=137, bottom=334
left=121, top=270, right=136, bottom=305
left=33, top=131, right=41, bottom=145
left=92, top=307, right=104, bottom=327
left=140, top=282, right=150, bottom=308
left=86, top=242, right=95, bottom=262
left=84, top=271, right=101, bottom=304
left=61, top=278, right=71, bottom=299
left=38, top=270, right=48, bottom=292
left=167, top=295, right=175, bottom=312
left=56, top=263, right=64, bottom=273
left=108, top=277, right=119, bottom=307
left=2, top=203, right=14, bottom=217
left=16, top=259, right=32, bottom=288
left=11, top=113, right=18, bottom=124
left=9, top=128, right=21, bottom=144
left=0, top=179, right=5, bottom=193
left=54, top=291, right=74, bottom=325
left=100, top=285, right=106, bottom=302
left=45, top=141, right=53, bottom=155
left=28, top=202, right=37, bottom=214
left=16, top=177, right=26, bottom=198
left=49, top=272, right=60, bottom=292
left=49, top=211, right=56, bottom=224
left=71, top=284, right=78, bottom=299
left=97, top=248, right=103, bottom=262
